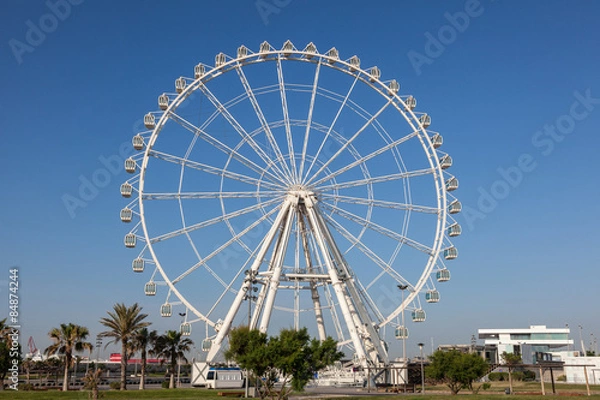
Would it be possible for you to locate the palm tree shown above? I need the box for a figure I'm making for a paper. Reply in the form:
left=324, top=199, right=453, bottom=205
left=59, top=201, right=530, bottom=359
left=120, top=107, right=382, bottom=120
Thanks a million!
left=98, top=303, right=150, bottom=390
left=132, top=328, right=158, bottom=390
left=154, top=330, right=194, bottom=388
left=83, top=367, right=104, bottom=400
left=0, top=318, right=10, bottom=340
left=44, top=323, right=92, bottom=391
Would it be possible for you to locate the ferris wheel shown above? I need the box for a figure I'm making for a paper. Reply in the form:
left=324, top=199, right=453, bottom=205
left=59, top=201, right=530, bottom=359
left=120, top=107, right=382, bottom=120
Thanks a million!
left=120, top=41, right=461, bottom=367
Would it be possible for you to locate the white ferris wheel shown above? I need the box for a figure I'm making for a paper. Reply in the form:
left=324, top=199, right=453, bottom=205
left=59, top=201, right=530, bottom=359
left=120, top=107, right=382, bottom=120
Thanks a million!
left=120, top=41, right=461, bottom=367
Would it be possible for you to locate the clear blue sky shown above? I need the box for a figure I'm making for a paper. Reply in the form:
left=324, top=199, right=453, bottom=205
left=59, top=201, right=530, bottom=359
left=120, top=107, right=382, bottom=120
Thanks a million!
left=1, top=0, right=599, bottom=359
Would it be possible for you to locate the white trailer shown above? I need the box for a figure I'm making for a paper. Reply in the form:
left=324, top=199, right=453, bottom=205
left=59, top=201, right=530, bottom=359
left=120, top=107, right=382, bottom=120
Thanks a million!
left=192, top=362, right=244, bottom=389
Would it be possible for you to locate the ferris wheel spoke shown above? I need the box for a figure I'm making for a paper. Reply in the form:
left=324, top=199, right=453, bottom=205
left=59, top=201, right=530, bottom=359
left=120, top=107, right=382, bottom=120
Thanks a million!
left=142, top=190, right=283, bottom=200
left=305, top=98, right=394, bottom=187
left=320, top=193, right=439, bottom=214
left=149, top=150, right=282, bottom=191
left=197, top=82, right=290, bottom=181
left=171, top=204, right=281, bottom=284
left=298, top=61, right=321, bottom=182
left=150, top=197, right=281, bottom=243
left=276, top=56, right=297, bottom=182
left=323, top=214, right=407, bottom=284
left=320, top=202, right=433, bottom=255
left=234, top=65, right=294, bottom=183
left=310, top=131, right=419, bottom=187
left=316, top=168, right=434, bottom=192
left=303, top=75, right=360, bottom=183
left=354, top=278, right=385, bottom=323
left=168, top=111, right=288, bottom=185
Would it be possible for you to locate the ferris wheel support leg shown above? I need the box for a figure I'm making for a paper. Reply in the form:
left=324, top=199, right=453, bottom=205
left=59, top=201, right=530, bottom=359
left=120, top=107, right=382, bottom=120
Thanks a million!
left=304, top=196, right=369, bottom=367
left=299, top=210, right=327, bottom=341
left=312, top=199, right=389, bottom=366
left=311, top=282, right=327, bottom=341
left=259, top=199, right=297, bottom=332
left=206, top=201, right=292, bottom=363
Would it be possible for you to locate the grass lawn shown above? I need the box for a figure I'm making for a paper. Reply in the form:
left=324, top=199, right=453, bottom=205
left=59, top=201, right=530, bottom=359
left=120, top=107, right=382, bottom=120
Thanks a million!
left=1, top=382, right=599, bottom=399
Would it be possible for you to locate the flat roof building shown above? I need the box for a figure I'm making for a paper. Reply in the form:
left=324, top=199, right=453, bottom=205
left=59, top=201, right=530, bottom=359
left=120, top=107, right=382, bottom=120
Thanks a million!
left=478, top=325, right=574, bottom=364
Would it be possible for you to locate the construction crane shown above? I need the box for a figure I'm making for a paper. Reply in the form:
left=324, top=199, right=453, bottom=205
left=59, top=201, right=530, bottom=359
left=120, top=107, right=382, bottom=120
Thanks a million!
left=27, top=336, right=44, bottom=361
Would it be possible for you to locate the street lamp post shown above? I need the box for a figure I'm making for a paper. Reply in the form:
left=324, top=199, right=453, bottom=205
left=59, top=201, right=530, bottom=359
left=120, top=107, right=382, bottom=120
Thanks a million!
left=397, top=284, right=409, bottom=386
left=243, top=270, right=258, bottom=398
left=178, top=312, right=186, bottom=388
left=418, top=342, right=425, bottom=394
left=95, top=336, right=102, bottom=372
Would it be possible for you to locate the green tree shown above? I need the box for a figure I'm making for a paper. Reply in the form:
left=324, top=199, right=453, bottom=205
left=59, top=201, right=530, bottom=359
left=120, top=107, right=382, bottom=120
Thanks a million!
left=426, top=349, right=488, bottom=395
left=45, top=323, right=92, bottom=391
left=225, top=327, right=343, bottom=399
left=154, top=330, right=193, bottom=389
left=501, top=351, right=522, bottom=394
left=131, top=327, right=158, bottom=390
left=99, top=303, right=150, bottom=390
left=0, top=318, right=18, bottom=390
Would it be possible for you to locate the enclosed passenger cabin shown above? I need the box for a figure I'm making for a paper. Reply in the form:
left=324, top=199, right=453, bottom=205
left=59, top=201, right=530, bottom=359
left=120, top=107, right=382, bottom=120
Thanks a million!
left=388, top=80, right=400, bottom=95
left=132, top=135, right=144, bottom=151
left=202, top=339, right=212, bottom=352
left=448, top=200, right=462, bottom=214
left=175, top=77, right=186, bottom=93
left=369, top=66, right=381, bottom=82
left=160, top=303, right=172, bottom=317
left=419, top=114, right=431, bottom=128
left=120, top=182, right=133, bottom=198
left=237, top=45, right=248, bottom=59
left=439, top=154, right=452, bottom=169
left=447, top=223, right=461, bottom=237
left=144, top=113, right=155, bottom=129
left=430, top=133, right=443, bottom=149
left=304, top=42, right=317, bottom=58
left=425, top=290, right=440, bottom=303
left=124, top=233, right=136, bottom=248
left=120, top=208, right=132, bottom=223
left=215, top=52, right=226, bottom=68
left=445, top=177, right=459, bottom=192
left=194, top=64, right=205, bottom=79
left=395, top=326, right=409, bottom=339
left=327, top=48, right=339, bottom=63
left=132, top=257, right=144, bottom=273
left=180, top=322, right=192, bottom=336
left=412, top=309, right=426, bottom=322
left=444, top=246, right=458, bottom=260
left=144, top=281, right=156, bottom=296
left=348, top=55, right=360, bottom=71
left=124, top=158, right=136, bottom=174
left=436, top=269, right=451, bottom=282
left=282, top=40, right=294, bottom=56
left=404, top=96, right=417, bottom=110
left=158, top=94, right=169, bottom=110
left=259, top=41, right=271, bottom=57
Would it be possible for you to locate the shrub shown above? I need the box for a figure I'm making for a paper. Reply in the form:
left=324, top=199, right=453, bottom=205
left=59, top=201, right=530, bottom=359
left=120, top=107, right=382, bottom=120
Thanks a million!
left=488, top=372, right=508, bottom=381
left=557, top=375, right=567, bottom=382
left=523, top=370, right=536, bottom=382
left=482, top=382, right=491, bottom=391
left=20, top=383, right=35, bottom=391
left=162, top=380, right=170, bottom=389
left=512, top=371, right=525, bottom=381
left=109, top=381, right=120, bottom=390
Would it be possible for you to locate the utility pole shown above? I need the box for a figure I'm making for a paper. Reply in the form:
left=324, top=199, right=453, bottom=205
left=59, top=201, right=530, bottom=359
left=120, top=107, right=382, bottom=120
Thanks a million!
left=418, top=342, right=425, bottom=394
left=579, top=325, right=586, bottom=355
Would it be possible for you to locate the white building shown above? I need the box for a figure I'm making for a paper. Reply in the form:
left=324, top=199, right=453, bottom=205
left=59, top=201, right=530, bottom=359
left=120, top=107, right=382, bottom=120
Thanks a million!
left=561, top=356, right=600, bottom=384
left=478, top=325, right=574, bottom=364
